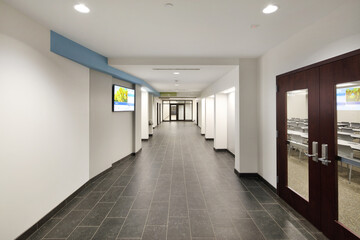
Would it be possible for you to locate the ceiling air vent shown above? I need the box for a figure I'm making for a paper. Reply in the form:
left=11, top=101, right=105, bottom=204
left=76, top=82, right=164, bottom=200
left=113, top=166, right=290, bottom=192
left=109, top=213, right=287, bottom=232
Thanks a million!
left=152, top=68, right=200, bottom=71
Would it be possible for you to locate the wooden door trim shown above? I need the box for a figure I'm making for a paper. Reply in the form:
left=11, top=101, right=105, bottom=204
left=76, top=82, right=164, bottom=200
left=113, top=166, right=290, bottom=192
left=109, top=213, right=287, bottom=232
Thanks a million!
left=277, top=49, right=360, bottom=78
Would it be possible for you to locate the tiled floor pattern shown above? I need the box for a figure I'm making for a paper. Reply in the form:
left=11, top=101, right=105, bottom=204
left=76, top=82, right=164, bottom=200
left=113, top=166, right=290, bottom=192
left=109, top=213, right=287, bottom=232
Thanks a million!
left=27, top=122, right=328, bottom=240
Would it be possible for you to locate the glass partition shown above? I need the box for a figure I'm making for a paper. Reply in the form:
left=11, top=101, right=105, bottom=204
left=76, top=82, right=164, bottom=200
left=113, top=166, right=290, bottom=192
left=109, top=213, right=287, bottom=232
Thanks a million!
left=287, top=89, right=309, bottom=201
left=163, top=102, right=169, bottom=121
left=185, top=102, right=192, bottom=120
left=336, top=81, right=360, bottom=236
left=178, top=105, right=184, bottom=120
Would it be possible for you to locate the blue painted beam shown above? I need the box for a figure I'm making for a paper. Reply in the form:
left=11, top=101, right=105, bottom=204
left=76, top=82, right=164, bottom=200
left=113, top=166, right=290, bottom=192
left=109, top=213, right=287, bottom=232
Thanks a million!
left=50, top=31, right=159, bottom=96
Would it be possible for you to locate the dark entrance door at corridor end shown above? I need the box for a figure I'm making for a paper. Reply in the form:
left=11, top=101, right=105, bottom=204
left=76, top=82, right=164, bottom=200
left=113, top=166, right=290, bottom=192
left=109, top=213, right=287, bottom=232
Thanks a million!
left=277, top=49, right=360, bottom=240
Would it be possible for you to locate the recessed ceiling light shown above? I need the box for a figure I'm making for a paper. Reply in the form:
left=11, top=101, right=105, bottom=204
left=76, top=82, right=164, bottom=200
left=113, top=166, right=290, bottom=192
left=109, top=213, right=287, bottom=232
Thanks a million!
left=165, top=3, right=174, bottom=7
left=173, top=72, right=180, bottom=75
left=263, top=4, right=278, bottom=14
left=74, top=3, right=90, bottom=13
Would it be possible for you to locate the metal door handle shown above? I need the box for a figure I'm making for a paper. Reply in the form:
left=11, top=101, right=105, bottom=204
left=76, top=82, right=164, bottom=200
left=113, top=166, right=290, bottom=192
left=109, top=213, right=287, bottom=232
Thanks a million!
left=305, top=141, right=318, bottom=162
left=318, top=144, right=331, bottom=166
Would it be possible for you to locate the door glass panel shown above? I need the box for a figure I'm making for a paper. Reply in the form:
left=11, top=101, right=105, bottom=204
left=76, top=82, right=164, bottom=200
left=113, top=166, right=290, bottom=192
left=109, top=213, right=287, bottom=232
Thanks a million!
left=178, top=105, right=184, bottom=120
left=287, top=89, right=309, bottom=200
left=336, top=81, right=360, bottom=236
left=170, top=105, right=177, bottom=120
left=163, top=103, right=169, bottom=121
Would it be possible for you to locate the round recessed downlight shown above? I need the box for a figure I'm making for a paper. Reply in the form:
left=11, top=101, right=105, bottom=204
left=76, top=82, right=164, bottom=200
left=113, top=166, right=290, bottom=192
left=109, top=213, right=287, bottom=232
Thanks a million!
left=173, top=72, right=180, bottom=75
left=263, top=4, right=278, bottom=14
left=74, top=3, right=90, bottom=13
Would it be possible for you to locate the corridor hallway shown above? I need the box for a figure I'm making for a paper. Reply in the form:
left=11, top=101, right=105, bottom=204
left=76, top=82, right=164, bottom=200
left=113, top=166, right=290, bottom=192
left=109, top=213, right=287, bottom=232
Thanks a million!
left=27, top=122, right=327, bottom=240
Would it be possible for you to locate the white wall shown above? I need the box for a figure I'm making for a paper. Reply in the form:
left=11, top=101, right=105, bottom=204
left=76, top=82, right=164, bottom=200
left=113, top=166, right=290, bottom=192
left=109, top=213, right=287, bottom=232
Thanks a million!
left=200, top=67, right=240, bottom=171
left=258, top=1, right=360, bottom=187
left=152, top=97, right=161, bottom=128
left=200, top=63, right=258, bottom=174
left=141, top=90, right=149, bottom=139
left=134, top=85, right=142, bottom=152
left=193, top=100, right=198, bottom=123
left=214, top=94, right=227, bottom=149
left=337, top=111, right=360, bottom=123
left=201, top=98, right=206, bottom=134
left=227, top=92, right=236, bottom=154
left=148, top=94, right=154, bottom=135
left=239, top=59, right=258, bottom=173
left=205, top=97, right=215, bottom=139
left=0, top=2, right=89, bottom=239
left=89, top=70, right=134, bottom=178
left=287, top=93, right=308, bottom=119
left=201, top=67, right=238, bottom=97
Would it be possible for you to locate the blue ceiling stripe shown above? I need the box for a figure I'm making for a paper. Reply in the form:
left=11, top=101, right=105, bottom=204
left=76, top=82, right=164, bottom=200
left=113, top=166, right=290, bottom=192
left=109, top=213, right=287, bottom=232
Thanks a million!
left=50, top=31, right=159, bottom=96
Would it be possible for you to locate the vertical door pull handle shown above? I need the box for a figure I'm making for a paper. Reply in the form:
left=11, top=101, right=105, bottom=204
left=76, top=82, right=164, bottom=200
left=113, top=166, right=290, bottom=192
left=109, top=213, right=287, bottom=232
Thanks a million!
left=318, top=144, right=331, bottom=166
left=305, top=141, right=318, bottom=162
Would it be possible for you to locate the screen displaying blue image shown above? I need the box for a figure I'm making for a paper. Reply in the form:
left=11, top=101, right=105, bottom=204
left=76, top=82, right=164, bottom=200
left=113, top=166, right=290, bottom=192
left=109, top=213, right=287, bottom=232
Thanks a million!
left=337, top=86, right=360, bottom=111
left=113, top=85, right=135, bottom=112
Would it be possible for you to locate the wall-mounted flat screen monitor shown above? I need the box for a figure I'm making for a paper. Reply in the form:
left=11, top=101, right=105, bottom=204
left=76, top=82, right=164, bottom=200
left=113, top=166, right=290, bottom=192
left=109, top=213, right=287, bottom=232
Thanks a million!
left=113, top=85, right=135, bottom=112
left=337, top=86, right=360, bottom=111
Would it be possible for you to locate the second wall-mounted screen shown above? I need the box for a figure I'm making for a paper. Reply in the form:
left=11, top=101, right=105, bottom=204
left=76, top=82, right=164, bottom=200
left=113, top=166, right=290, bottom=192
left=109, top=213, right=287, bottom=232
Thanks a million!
left=113, top=85, right=135, bottom=112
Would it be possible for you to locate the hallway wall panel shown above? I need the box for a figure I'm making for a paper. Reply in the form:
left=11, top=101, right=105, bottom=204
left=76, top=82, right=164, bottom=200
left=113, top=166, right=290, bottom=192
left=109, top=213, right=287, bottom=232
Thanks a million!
left=205, top=97, right=215, bottom=139
left=227, top=92, right=236, bottom=154
left=141, top=90, right=149, bottom=139
left=89, top=70, right=134, bottom=178
left=0, top=2, right=90, bottom=239
left=215, top=94, right=227, bottom=149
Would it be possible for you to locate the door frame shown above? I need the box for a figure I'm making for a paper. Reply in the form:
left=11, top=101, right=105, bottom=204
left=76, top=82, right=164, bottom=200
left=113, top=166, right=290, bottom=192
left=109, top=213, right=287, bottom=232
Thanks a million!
left=177, top=104, right=185, bottom=121
left=162, top=100, right=194, bottom=122
left=276, top=49, right=360, bottom=240
left=276, top=68, right=321, bottom=229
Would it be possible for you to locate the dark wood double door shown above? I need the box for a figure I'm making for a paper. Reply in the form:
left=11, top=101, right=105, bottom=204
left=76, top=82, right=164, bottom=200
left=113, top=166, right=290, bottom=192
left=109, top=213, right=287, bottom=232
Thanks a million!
left=277, top=50, right=360, bottom=240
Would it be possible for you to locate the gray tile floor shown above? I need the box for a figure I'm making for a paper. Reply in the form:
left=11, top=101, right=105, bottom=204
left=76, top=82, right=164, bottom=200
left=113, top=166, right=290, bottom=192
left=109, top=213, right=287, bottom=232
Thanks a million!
left=27, top=122, right=328, bottom=240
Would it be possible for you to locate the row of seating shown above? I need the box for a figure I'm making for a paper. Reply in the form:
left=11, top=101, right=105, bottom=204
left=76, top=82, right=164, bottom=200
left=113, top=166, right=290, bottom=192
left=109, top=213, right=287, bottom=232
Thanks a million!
left=287, top=119, right=360, bottom=183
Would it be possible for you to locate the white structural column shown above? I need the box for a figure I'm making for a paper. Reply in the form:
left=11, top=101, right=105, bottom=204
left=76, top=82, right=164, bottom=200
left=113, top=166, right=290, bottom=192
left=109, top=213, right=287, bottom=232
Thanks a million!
left=201, top=98, right=206, bottom=134
left=205, top=96, right=215, bottom=139
left=148, top=94, right=154, bottom=135
left=134, top=84, right=142, bottom=152
left=235, top=68, right=240, bottom=172
left=227, top=91, right=236, bottom=154
left=236, top=59, right=258, bottom=173
left=141, top=90, right=149, bottom=139
left=214, top=94, right=228, bottom=149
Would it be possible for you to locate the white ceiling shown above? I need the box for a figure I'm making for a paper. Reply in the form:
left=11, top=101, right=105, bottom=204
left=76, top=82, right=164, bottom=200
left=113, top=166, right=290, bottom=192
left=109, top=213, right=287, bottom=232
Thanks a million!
left=111, top=65, right=236, bottom=92
left=3, top=0, right=352, bottom=58
left=3, top=0, right=353, bottom=92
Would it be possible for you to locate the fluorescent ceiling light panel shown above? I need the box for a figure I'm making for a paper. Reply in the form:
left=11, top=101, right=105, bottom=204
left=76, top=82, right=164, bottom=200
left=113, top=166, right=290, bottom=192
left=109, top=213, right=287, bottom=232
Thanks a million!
left=74, top=4, right=90, bottom=13
left=263, top=4, right=278, bottom=14
left=173, top=72, right=180, bottom=75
